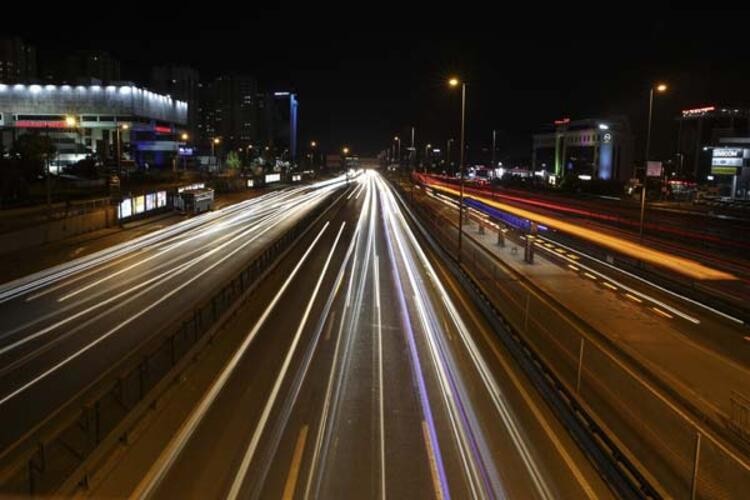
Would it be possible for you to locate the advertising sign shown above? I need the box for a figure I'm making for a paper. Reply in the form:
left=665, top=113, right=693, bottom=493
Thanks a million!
left=118, top=198, right=132, bottom=219
left=265, top=173, right=281, bottom=184
left=711, top=166, right=740, bottom=176
left=157, top=191, right=167, bottom=208
left=134, top=195, right=145, bottom=214
left=145, top=193, right=156, bottom=211
left=646, top=161, right=663, bottom=177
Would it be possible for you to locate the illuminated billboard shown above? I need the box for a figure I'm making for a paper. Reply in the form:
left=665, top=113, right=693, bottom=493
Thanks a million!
left=265, top=173, right=281, bottom=183
left=118, top=198, right=132, bottom=219
left=157, top=191, right=167, bottom=208
left=134, top=195, right=145, bottom=214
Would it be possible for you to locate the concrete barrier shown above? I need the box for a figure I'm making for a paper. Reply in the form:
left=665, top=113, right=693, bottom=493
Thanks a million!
left=0, top=206, right=116, bottom=255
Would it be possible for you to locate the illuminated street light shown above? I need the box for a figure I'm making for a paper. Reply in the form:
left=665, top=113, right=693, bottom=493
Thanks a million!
left=448, top=76, right=467, bottom=262
left=181, top=132, right=189, bottom=141
left=65, top=115, right=77, bottom=127
left=342, top=146, right=350, bottom=155
left=639, top=82, right=669, bottom=241
left=310, top=140, right=317, bottom=148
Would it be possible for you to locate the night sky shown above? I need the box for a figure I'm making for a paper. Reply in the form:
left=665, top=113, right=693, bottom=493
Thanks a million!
left=10, top=4, right=750, bottom=162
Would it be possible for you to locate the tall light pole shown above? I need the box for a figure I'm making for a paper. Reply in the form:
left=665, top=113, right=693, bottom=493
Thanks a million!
left=424, top=144, right=431, bottom=172
left=447, top=138, right=454, bottom=175
left=179, top=132, right=189, bottom=171
left=310, top=140, right=317, bottom=168
left=639, top=83, right=668, bottom=241
left=117, top=123, right=130, bottom=172
left=410, top=126, right=415, bottom=169
left=394, top=136, right=401, bottom=167
left=491, top=129, right=497, bottom=168
left=449, top=77, right=467, bottom=262
left=211, top=137, right=220, bottom=169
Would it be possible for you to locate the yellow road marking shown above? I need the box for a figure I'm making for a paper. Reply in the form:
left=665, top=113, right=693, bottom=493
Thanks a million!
left=282, top=425, right=309, bottom=500
left=652, top=307, right=674, bottom=320
left=421, top=420, right=445, bottom=500
left=602, top=282, right=618, bottom=291
left=568, top=264, right=580, bottom=272
left=625, top=293, right=642, bottom=303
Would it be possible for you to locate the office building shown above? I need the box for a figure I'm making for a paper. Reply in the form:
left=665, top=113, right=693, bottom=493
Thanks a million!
left=0, top=82, right=187, bottom=169
left=532, top=116, right=633, bottom=182
left=0, top=38, right=37, bottom=83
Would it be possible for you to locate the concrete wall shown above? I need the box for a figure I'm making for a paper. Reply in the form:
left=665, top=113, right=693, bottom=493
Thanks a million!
left=0, top=205, right=116, bottom=255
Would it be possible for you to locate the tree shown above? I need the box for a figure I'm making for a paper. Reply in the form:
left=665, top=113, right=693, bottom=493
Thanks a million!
left=11, top=133, right=56, bottom=180
left=225, top=150, right=241, bottom=171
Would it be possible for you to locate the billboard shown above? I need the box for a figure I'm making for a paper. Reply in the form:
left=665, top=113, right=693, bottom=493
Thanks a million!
left=646, top=161, right=663, bottom=177
left=265, top=173, right=281, bottom=184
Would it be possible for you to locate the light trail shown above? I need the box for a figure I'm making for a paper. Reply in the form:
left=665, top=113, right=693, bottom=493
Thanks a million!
left=422, top=178, right=736, bottom=281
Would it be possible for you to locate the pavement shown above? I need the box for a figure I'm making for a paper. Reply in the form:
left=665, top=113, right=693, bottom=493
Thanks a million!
left=0, top=181, right=342, bottom=452
left=88, top=171, right=612, bottom=499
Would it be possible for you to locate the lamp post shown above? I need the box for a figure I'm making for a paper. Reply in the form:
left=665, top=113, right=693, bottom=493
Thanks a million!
left=211, top=137, right=220, bottom=169
left=492, top=129, right=497, bottom=168
left=447, top=138, right=454, bottom=175
left=639, top=83, right=668, bottom=241
left=394, top=136, right=401, bottom=167
left=310, top=140, right=317, bottom=168
left=116, top=123, right=130, bottom=173
left=179, top=133, right=189, bottom=171
left=449, top=77, right=467, bottom=262
left=424, top=144, right=431, bottom=173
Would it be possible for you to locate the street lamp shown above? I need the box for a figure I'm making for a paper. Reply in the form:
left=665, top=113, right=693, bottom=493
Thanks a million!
left=448, top=76, right=467, bottom=262
left=65, top=115, right=77, bottom=128
left=342, top=146, right=350, bottom=155
left=424, top=144, right=432, bottom=173
left=639, top=82, right=668, bottom=241
left=393, top=136, right=401, bottom=166
left=116, top=123, right=130, bottom=172
left=211, top=137, right=221, bottom=168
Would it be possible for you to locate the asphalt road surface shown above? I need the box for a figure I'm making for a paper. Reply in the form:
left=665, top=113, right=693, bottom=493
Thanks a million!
left=0, top=177, right=347, bottom=450
left=133, top=171, right=611, bottom=500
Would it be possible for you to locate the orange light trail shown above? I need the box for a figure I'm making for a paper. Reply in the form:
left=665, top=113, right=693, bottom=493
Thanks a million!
left=426, top=181, right=736, bottom=281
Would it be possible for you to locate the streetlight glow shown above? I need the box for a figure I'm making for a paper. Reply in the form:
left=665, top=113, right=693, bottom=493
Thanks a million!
left=656, top=83, right=668, bottom=93
left=65, top=116, right=77, bottom=127
left=310, top=140, right=317, bottom=148
left=181, top=132, right=188, bottom=141
left=342, top=146, right=350, bottom=155
left=448, top=77, right=460, bottom=87
left=213, top=137, right=220, bottom=145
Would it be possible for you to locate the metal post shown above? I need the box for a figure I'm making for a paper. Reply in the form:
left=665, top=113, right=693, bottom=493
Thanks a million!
left=690, top=431, right=702, bottom=500
left=492, top=129, right=497, bottom=168
left=497, top=226, right=505, bottom=247
left=576, top=337, right=585, bottom=393
left=457, top=83, right=467, bottom=263
left=639, top=87, right=655, bottom=241
left=116, top=127, right=121, bottom=172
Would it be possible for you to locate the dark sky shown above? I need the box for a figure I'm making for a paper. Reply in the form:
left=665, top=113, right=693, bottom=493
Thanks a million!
left=10, top=3, right=750, bottom=162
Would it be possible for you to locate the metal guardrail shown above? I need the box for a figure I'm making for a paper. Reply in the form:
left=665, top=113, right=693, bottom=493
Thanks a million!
left=399, top=179, right=750, bottom=499
left=0, top=186, right=348, bottom=496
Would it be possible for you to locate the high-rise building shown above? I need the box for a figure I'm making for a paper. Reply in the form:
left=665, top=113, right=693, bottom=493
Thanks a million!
left=197, top=75, right=258, bottom=152
left=62, top=50, right=121, bottom=83
left=257, top=91, right=299, bottom=162
left=151, top=65, right=200, bottom=138
left=0, top=37, right=37, bottom=83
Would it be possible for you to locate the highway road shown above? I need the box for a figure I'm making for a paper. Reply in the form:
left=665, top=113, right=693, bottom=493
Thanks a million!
left=132, top=171, right=611, bottom=500
left=0, top=176, right=348, bottom=450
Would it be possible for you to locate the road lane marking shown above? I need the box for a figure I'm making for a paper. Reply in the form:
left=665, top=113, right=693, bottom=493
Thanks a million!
left=324, top=310, right=336, bottom=342
left=282, top=425, right=309, bottom=500
left=652, top=307, right=674, bottom=319
left=567, top=264, right=580, bottom=272
left=132, top=222, right=332, bottom=500
left=584, top=272, right=598, bottom=281
left=227, top=222, right=346, bottom=500
left=625, top=293, right=643, bottom=303
left=421, top=420, right=445, bottom=500
left=374, top=254, right=387, bottom=500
